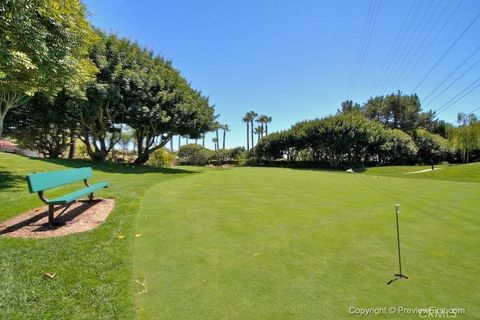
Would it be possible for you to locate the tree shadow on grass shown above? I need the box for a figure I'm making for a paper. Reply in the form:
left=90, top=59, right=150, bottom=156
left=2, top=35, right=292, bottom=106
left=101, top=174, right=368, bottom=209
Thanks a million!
left=29, top=157, right=197, bottom=175
left=0, top=169, right=24, bottom=190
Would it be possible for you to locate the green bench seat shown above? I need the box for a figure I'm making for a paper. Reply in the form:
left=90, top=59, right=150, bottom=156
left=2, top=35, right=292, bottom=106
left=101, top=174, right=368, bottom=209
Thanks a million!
left=26, top=167, right=109, bottom=226
left=48, top=182, right=109, bottom=204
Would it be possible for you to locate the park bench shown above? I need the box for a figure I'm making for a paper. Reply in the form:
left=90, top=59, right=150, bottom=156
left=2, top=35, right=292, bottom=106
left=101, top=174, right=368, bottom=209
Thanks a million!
left=26, top=167, right=109, bottom=226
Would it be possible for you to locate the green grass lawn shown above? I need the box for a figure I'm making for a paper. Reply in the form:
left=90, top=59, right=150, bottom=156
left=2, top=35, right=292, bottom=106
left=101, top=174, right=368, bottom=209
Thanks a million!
left=362, top=162, right=480, bottom=183
left=0, top=152, right=197, bottom=319
left=134, top=166, right=480, bottom=319
left=2, top=152, right=479, bottom=319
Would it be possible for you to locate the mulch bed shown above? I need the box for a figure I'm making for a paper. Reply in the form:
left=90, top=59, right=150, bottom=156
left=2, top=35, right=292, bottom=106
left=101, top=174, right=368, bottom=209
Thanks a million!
left=0, top=198, right=115, bottom=238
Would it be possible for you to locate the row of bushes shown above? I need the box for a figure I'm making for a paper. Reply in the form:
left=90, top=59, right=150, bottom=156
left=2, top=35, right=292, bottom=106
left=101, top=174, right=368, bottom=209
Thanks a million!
left=146, top=144, right=248, bottom=167
left=252, top=114, right=454, bottom=167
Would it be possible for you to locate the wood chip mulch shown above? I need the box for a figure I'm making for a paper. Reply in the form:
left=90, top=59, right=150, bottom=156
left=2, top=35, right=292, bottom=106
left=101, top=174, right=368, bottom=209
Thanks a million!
left=0, top=198, right=115, bottom=238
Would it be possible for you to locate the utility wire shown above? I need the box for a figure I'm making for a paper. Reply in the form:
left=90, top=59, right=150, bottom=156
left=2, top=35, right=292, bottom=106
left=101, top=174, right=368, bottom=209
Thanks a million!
left=380, top=0, right=437, bottom=94
left=435, top=76, right=480, bottom=115
left=423, top=43, right=480, bottom=104
left=424, top=55, right=480, bottom=108
left=370, top=0, right=422, bottom=97
left=346, top=0, right=375, bottom=99
left=347, top=0, right=381, bottom=100
left=349, top=0, right=381, bottom=99
left=469, top=105, right=480, bottom=114
left=395, top=1, right=463, bottom=92
left=387, top=0, right=448, bottom=92
left=411, top=11, right=480, bottom=93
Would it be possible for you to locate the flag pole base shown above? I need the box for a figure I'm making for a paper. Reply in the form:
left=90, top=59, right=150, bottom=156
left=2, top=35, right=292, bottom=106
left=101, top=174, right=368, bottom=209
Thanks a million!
left=387, top=274, right=408, bottom=285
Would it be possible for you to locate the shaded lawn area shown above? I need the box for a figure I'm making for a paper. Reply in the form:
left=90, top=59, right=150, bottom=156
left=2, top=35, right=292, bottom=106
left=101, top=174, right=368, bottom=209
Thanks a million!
left=134, top=166, right=479, bottom=319
left=0, top=152, right=197, bottom=319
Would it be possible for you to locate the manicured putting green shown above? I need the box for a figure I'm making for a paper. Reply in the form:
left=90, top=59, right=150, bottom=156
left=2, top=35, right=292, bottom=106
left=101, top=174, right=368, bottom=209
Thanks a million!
left=133, top=166, right=480, bottom=319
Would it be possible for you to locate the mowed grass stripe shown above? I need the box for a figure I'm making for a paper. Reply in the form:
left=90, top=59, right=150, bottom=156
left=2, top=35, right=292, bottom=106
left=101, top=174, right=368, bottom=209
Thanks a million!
left=133, top=167, right=480, bottom=319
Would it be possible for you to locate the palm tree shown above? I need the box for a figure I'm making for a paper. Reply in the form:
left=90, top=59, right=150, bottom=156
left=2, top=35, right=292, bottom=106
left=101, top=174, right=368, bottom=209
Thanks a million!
left=264, top=116, right=272, bottom=135
left=256, top=115, right=266, bottom=139
left=243, top=111, right=257, bottom=150
left=242, top=115, right=250, bottom=151
left=210, top=121, right=222, bottom=151
left=254, top=125, right=264, bottom=144
left=202, top=133, right=205, bottom=147
left=256, top=115, right=272, bottom=138
left=212, top=137, right=218, bottom=150
left=222, top=124, right=230, bottom=149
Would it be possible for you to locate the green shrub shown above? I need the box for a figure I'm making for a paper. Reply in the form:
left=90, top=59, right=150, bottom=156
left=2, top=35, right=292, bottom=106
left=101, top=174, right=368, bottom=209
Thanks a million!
left=178, top=144, right=210, bottom=165
left=147, top=148, right=176, bottom=167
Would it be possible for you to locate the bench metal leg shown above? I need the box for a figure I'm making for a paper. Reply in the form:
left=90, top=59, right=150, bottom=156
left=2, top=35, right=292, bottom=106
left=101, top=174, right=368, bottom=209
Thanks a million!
left=48, top=204, right=55, bottom=227
left=88, top=193, right=94, bottom=201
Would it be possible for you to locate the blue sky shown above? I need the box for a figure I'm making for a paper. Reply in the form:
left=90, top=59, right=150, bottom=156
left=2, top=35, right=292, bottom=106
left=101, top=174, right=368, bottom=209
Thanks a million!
left=83, top=0, right=480, bottom=149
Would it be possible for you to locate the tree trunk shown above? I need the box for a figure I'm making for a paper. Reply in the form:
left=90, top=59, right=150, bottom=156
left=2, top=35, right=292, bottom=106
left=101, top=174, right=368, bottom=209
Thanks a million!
left=178, top=136, right=181, bottom=150
left=68, top=132, right=76, bottom=159
left=265, top=123, right=268, bottom=135
left=223, top=130, right=226, bottom=149
left=216, top=129, right=219, bottom=151
left=0, top=115, right=4, bottom=138
left=202, top=135, right=205, bottom=147
left=250, top=121, right=254, bottom=148
left=246, top=123, right=250, bottom=151
left=134, top=134, right=172, bottom=165
left=134, top=151, right=150, bottom=164
left=170, top=138, right=173, bottom=152
left=0, top=91, right=29, bottom=138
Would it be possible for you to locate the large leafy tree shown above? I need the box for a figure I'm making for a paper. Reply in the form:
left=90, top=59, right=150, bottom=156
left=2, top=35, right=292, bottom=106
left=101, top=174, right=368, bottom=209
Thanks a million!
left=364, top=92, right=421, bottom=132
left=119, top=48, right=215, bottom=164
left=0, top=0, right=97, bottom=137
left=414, top=129, right=453, bottom=164
left=449, top=113, right=480, bottom=163
left=73, top=32, right=125, bottom=160
left=4, top=90, right=77, bottom=158
left=378, top=129, right=418, bottom=164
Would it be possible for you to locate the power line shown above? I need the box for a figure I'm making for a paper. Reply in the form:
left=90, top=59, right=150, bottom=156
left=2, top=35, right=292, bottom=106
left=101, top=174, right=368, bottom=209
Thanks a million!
left=387, top=0, right=450, bottom=92
left=411, top=11, right=480, bottom=93
left=395, top=0, right=463, bottom=93
left=346, top=0, right=381, bottom=100
left=423, top=43, right=480, bottom=104
left=346, top=0, right=376, bottom=99
left=424, top=54, right=480, bottom=108
left=380, top=0, right=437, bottom=94
left=435, top=76, right=480, bottom=115
left=349, top=0, right=382, bottom=99
left=369, top=0, right=420, bottom=97
left=469, top=105, right=480, bottom=113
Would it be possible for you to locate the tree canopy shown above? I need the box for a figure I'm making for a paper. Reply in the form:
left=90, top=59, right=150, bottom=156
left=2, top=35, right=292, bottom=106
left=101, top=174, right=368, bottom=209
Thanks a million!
left=0, top=0, right=97, bottom=136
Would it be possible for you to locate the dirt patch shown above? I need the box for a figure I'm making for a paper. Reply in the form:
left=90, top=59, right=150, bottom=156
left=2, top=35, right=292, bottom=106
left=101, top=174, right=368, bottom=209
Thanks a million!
left=0, top=198, right=115, bottom=238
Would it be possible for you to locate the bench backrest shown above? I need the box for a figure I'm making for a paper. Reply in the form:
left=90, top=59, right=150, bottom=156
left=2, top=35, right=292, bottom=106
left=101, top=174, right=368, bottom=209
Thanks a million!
left=26, top=167, right=93, bottom=193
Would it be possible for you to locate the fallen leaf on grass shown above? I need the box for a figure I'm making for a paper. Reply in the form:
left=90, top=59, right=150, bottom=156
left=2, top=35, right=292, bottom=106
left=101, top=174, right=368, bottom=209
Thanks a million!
left=117, top=235, right=125, bottom=240
left=135, top=234, right=143, bottom=238
left=43, top=272, right=56, bottom=279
